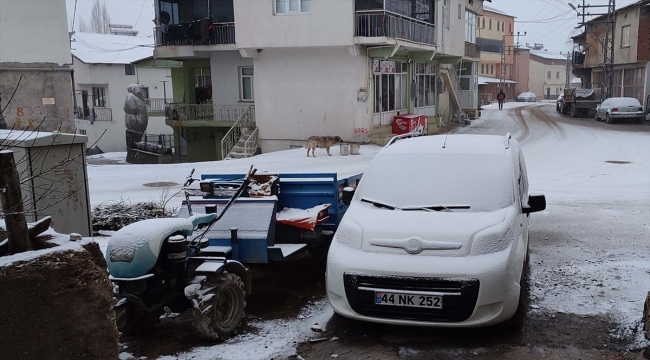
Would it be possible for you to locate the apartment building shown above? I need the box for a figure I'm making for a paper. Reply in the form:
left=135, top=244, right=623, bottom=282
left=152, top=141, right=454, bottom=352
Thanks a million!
left=153, top=0, right=489, bottom=161
left=0, top=0, right=74, bottom=133
left=572, top=0, right=650, bottom=106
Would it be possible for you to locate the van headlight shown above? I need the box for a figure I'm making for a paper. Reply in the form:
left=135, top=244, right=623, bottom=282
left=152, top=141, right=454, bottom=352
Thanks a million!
left=470, top=221, right=514, bottom=255
left=334, top=220, right=363, bottom=249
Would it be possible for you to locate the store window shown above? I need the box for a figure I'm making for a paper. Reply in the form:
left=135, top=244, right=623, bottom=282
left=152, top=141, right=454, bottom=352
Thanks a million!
left=373, top=60, right=408, bottom=113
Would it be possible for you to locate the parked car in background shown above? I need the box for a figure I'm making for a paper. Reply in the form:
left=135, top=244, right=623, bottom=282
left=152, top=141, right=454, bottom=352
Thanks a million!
left=517, top=92, right=537, bottom=102
left=327, top=133, right=546, bottom=329
left=556, top=93, right=564, bottom=112
left=595, top=97, right=645, bottom=124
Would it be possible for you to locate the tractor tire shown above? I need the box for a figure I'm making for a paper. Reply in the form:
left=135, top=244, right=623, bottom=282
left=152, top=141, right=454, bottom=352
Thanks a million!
left=114, top=302, right=162, bottom=336
left=187, top=273, right=246, bottom=341
left=606, top=113, right=614, bottom=124
left=561, top=105, right=568, bottom=115
left=570, top=104, right=577, bottom=118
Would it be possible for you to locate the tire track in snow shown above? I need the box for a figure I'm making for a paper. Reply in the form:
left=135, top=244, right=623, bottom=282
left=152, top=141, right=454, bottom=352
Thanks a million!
left=508, top=105, right=531, bottom=143
left=529, top=105, right=567, bottom=140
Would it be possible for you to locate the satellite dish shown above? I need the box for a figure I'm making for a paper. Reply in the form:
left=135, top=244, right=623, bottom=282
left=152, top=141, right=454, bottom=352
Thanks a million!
left=160, top=11, right=171, bottom=25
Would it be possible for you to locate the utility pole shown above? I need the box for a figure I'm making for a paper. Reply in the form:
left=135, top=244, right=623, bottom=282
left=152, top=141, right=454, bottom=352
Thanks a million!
left=572, top=0, right=616, bottom=100
left=500, top=32, right=526, bottom=93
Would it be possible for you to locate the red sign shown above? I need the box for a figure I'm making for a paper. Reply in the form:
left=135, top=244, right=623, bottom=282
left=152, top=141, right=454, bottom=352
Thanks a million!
left=392, top=114, right=428, bottom=135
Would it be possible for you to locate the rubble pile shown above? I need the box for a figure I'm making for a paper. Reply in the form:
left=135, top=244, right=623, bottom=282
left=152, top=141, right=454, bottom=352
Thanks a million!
left=92, top=201, right=178, bottom=232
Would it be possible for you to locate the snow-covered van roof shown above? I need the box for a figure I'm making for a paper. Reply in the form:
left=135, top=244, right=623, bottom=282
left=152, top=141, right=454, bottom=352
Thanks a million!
left=382, top=134, right=511, bottom=156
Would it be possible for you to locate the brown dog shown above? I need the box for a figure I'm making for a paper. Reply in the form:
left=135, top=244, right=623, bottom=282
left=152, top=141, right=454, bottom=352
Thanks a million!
left=304, top=136, right=343, bottom=157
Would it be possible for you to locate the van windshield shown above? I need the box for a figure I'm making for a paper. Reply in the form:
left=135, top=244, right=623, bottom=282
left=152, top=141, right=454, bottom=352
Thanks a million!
left=356, top=153, right=515, bottom=212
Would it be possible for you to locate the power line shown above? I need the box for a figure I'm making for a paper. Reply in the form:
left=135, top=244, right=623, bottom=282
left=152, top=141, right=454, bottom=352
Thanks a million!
left=109, top=0, right=148, bottom=64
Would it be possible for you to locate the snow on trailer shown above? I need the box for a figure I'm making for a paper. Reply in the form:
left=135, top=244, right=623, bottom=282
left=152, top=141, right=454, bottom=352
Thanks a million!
left=178, top=172, right=363, bottom=264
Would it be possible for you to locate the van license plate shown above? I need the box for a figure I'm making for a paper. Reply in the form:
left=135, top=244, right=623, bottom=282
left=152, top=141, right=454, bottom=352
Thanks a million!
left=375, top=292, right=443, bottom=309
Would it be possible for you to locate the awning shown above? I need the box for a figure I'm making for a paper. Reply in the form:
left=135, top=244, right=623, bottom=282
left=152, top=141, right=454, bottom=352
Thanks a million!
left=478, top=76, right=517, bottom=84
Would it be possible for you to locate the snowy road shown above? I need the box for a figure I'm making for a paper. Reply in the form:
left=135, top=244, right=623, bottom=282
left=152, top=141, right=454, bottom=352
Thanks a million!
left=106, top=102, right=650, bottom=360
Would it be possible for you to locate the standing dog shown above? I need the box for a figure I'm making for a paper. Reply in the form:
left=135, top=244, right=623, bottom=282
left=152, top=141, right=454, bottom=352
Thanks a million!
left=304, top=136, right=343, bottom=157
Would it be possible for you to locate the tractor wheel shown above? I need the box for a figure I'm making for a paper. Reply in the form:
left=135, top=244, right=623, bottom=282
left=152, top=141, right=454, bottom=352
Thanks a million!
left=570, top=104, right=577, bottom=118
left=114, top=302, right=162, bottom=336
left=606, top=113, right=614, bottom=124
left=187, top=273, right=246, bottom=341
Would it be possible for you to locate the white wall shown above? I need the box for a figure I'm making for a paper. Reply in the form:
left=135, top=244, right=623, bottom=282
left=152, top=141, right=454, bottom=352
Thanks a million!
left=0, top=0, right=71, bottom=65
left=72, top=58, right=174, bottom=152
left=528, top=59, right=566, bottom=98
left=437, top=0, right=467, bottom=57
left=253, top=46, right=371, bottom=152
left=234, top=0, right=354, bottom=49
left=210, top=51, right=254, bottom=106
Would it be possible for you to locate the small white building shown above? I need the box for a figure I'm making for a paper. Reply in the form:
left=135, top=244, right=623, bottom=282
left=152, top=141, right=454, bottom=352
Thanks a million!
left=72, top=33, right=177, bottom=153
left=152, top=0, right=489, bottom=160
left=528, top=49, right=569, bottom=100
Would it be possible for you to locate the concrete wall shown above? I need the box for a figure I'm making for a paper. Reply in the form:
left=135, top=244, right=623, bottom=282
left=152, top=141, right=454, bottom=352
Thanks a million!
left=614, top=5, right=641, bottom=65
left=514, top=49, right=530, bottom=94
left=0, top=0, right=70, bottom=66
left=438, top=0, right=469, bottom=57
left=233, top=0, right=354, bottom=49
left=210, top=51, right=254, bottom=106
left=72, top=58, right=174, bottom=152
left=528, top=58, right=566, bottom=98
left=0, top=65, right=75, bottom=133
left=253, top=46, right=370, bottom=152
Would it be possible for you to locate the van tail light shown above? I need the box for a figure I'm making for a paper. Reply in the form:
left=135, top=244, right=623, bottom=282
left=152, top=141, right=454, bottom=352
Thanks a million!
left=611, top=108, right=618, bottom=112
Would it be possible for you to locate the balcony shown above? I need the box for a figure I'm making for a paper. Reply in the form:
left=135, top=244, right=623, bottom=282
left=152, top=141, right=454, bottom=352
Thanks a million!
left=464, top=42, right=480, bottom=59
left=74, top=107, right=112, bottom=122
left=355, top=11, right=436, bottom=46
left=155, top=21, right=235, bottom=47
left=165, top=104, right=249, bottom=125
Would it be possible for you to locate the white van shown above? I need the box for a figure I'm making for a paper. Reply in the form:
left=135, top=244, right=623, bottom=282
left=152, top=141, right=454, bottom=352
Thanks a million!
left=326, top=133, right=546, bottom=328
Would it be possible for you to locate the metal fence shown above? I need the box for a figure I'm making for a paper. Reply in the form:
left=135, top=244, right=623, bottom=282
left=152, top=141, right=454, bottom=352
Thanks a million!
left=165, top=104, right=248, bottom=122
left=464, top=42, right=481, bottom=58
left=355, top=11, right=436, bottom=45
left=146, top=98, right=175, bottom=112
left=155, top=22, right=235, bottom=47
left=74, top=107, right=112, bottom=122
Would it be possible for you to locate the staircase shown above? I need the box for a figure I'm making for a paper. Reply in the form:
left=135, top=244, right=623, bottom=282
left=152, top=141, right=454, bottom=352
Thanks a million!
left=221, top=105, right=260, bottom=160
left=225, top=127, right=259, bottom=159
left=441, top=63, right=464, bottom=115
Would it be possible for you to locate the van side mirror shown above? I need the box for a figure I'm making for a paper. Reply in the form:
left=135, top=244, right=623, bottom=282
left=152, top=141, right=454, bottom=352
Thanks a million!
left=523, top=193, right=546, bottom=214
left=342, top=187, right=355, bottom=205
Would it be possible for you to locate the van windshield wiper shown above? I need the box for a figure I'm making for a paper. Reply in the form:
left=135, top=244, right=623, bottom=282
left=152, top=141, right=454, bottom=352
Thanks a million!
left=402, top=205, right=471, bottom=212
left=360, top=198, right=397, bottom=210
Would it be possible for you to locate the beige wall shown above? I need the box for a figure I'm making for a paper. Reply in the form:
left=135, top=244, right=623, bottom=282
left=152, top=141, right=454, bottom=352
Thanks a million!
left=614, top=6, right=641, bottom=64
left=528, top=59, right=566, bottom=98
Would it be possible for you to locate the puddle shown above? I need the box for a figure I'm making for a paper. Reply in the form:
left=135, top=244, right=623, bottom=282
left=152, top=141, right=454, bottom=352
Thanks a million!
left=142, top=181, right=179, bottom=187
left=605, top=161, right=631, bottom=164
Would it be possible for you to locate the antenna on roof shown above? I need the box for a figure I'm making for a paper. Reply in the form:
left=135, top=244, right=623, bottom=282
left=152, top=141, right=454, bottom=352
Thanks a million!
left=442, top=129, right=450, bottom=149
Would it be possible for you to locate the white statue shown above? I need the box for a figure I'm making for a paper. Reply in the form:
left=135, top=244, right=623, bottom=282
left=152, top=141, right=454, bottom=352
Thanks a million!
left=124, top=84, right=149, bottom=144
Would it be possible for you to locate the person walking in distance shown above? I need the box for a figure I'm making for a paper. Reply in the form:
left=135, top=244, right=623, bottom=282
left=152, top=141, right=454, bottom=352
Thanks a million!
left=497, top=89, right=506, bottom=110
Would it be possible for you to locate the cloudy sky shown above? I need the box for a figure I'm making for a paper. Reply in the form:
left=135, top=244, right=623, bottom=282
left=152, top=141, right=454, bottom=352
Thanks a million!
left=65, top=0, right=639, bottom=52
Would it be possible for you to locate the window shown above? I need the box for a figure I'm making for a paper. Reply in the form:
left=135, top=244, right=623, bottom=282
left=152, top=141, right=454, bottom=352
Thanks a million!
left=509, top=22, right=512, bottom=34
left=621, top=25, right=630, bottom=47
left=382, top=0, right=434, bottom=23
left=489, top=19, right=492, bottom=30
left=78, top=129, right=87, bottom=135
left=125, top=64, right=136, bottom=76
left=415, top=63, right=436, bottom=108
left=482, top=17, right=485, bottom=29
left=556, top=71, right=560, bottom=79
left=140, top=86, right=149, bottom=99
left=491, top=64, right=494, bottom=74
left=458, top=4, right=461, bottom=19
left=92, top=87, right=106, bottom=107
left=239, top=67, right=254, bottom=101
left=481, top=63, right=484, bottom=73
left=497, top=21, right=500, bottom=32
left=276, top=0, right=310, bottom=14
left=443, top=0, right=450, bottom=29
left=160, top=1, right=180, bottom=24
left=547, top=71, right=551, bottom=79
left=373, top=60, right=408, bottom=113
left=465, top=11, right=476, bottom=43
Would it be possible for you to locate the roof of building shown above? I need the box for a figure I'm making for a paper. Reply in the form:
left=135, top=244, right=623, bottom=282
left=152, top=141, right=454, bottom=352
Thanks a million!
left=585, top=0, right=649, bottom=23
left=530, top=49, right=567, bottom=61
left=71, top=32, right=155, bottom=65
left=571, top=77, right=582, bottom=84
left=478, top=75, right=517, bottom=85
left=483, top=5, right=512, bottom=17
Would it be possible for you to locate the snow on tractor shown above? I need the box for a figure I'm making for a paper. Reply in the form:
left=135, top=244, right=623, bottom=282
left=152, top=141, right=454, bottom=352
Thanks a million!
left=105, top=166, right=256, bottom=340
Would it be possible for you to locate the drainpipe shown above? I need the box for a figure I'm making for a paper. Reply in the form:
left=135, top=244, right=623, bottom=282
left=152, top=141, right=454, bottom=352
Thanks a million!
left=408, top=61, right=415, bottom=114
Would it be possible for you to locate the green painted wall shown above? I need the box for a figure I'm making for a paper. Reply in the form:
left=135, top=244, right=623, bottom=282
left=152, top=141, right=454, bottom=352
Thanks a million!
left=186, top=128, right=220, bottom=163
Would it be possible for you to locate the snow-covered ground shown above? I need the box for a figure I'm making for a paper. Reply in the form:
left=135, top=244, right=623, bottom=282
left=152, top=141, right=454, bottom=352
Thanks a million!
left=86, top=145, right=380, bottom=208
left=81, top=102, right=649, bottom=358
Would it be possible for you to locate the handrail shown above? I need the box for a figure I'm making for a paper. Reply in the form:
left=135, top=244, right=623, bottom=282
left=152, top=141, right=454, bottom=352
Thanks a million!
left=220, top=105, right=255, bottom=160
left=243, top=127, right=260, bottom=157
left=355, top=10, right=435, bottom=27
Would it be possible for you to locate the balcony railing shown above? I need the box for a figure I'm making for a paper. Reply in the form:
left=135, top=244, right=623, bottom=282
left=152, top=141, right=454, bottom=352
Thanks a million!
left=155, top=21, right=235, bottom=47
left=355, top=10, right=436, bottom=45
left=464, top=42, right=480, bottom=58
left=165, top=104, right=249, bottom=122
left=146, top=98, right=175, bottom=112
left=74, top=107, right=112, bottom=122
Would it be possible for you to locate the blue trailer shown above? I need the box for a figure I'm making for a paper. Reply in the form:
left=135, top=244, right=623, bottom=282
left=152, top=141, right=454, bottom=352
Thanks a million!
left=178, top=172, right=363, bottom=264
